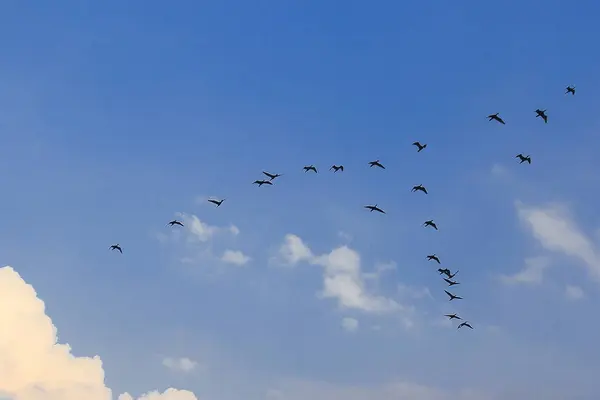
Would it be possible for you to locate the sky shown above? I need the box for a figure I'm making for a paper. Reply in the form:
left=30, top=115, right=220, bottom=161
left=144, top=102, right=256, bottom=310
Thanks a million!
left=1, top=0, right=600, bottom=399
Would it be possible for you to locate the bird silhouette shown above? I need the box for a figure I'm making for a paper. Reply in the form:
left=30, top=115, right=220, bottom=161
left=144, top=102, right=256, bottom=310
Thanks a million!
left=445, top=313, right=462, bottom=320
left=427, top=254, right=441, bottom=264
left=412, top=142, right=427, bottom=152
left=364, top=204, right=386, bottom=214
left=253, top=180, right=273, bottom=186
left=330, top=165, right=344, bottom=172
left=368, top=160, right=385, bottom=169
left=487, top=113, right=505, bottom=124
left=303, top=165, right=318, bottom=173
left=535, top=109, right=548, bottom=123
left=447, top=269, right=459, bottom=279
left=167, top=219, right=184, bottom=227
left=516, top=154, right=531, bottom=164
left=109, top=244, right=122, bottom=253
left=444, top=278, right=460, bottom=286
left=208, top=198, right=225, bottom=207
left=438, top=268, right=451, bottom=277
left=412, top=184, right=428, bottom=194
left=423, top=220, right=438, bottom=230
left=262, top=171, right=283, bottom=180
left=444, top=290, right=463, bottom=301
left=457, top=321, right=473, bottom=329
left=565, top=86, right=576, bottom=95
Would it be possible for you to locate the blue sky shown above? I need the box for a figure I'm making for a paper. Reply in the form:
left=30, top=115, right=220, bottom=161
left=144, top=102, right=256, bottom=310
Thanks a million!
left=1, top=1, right=600, bottom=399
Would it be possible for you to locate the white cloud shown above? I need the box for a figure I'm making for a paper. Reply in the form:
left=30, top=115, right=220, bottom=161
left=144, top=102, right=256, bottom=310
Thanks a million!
left=221, top=249, right=251, bottom=266
left=277, top=234, right=313, bottom=265
left=162, top=357, right=199, bottom=373
left=499, top=256, right=550, bottom=285
left=565, top=285, right=584, bottom=300
left=0, top=265, right=198, bottom=400
left=397, top=283, right=433, bottom=299
left=363, top=261, right=396, bottom=281
left=341, top=317, right=359, bottom=332
left=516, top=202, right=600, bottom=280
left=179, top=213, right=239, bottom=243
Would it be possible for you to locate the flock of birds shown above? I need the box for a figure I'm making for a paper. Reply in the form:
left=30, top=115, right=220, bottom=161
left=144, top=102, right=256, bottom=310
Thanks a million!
left=109, top=85, right=578, bottom=332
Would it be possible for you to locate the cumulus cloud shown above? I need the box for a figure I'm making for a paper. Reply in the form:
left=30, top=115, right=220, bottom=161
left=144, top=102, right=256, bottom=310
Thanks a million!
left=565, top=285, right=584, bottom=300
left=221, top=249, right=251, bottom=266
left=0, top=265, right=198, bottom=400
left=162, top=357, right=199, bottom=373
left=277, top=234, right=313, bottom=265
left=516, top=202, right=600, bottom=280
left=180, top=213, right=239, bottom=243
left=499, top=256, right=551, bottom=285
left=341, top=317, right=359, bottom=332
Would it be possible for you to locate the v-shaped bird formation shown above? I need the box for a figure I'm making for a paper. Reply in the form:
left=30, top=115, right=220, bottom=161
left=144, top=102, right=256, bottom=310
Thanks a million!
left=109, top=85, right=578, bottom=332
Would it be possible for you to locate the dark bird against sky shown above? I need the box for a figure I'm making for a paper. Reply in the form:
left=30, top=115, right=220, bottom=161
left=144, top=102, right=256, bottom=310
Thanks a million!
left=253, top=180, right=273, bottom=186
left=167, top=219, right=184, bottom=227
left=208, top=198, right=225, bottom=207
left=444, top=290, right=463, bottom=301
left=487, top=113, right=505, bottom=124
left=364, top=204, right=386, bottom=214
left=262, top=171, right=283, bottom=180
left=330, top=165, right=344, bottom=172
left=303, top=165, right=318, bottom=173
left=427, top=254, right=441, bottom=264
left=516, top=154, right=531, bottom=164
left=412, top=141, right=427, bottom=152
left=423, top=220, right=438, bottom=230
left=109, top=244, right=122, bottom=253
left=535, top=109, right=548, bottom=123
left=368, top=160, right=385, bottom=169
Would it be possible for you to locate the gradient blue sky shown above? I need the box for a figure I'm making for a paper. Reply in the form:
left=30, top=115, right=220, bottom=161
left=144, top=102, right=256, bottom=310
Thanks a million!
left=2, top=1, right=600, bottom=399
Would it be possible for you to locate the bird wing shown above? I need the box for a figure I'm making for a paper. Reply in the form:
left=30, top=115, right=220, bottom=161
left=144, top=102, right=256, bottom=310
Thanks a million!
left=340, top=166, right=344, bottom=171
left=444, top=278, right=452, bottom=284
left=423, top=188, right=428, bottom=194
left=444, top=290, right=452, bottom=297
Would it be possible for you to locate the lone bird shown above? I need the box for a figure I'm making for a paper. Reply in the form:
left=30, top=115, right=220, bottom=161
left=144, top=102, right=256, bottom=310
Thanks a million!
left=253, top=179, right=273, bottom=187
left=535, top=109, right=548, bottom=123
left=412, top=184, right=428, bottom=194
left=330, top=165, right=344, bottom=172
left=208, top=198, right=225, bottom=207
left=448, top=270, right=459, bottom=279
left=109, top=244, right=122, bottom=253
left=423, top=220, right=438, bottom=230
left=303, top=165, right=318, bottom=173
left=457, top=321, right=473, bottom=330
left=262, top=171, right=283, bottom=181
left=565, top=86, right=576, bottom=95
left=487, top=113, right=505, bottom=124
left=412, top=141, right=427, bottom=152
left=445, top=313, right=462, bottom=320
left=516, top=154, right=531, bottom=164
left=364, top=204, right=386, bottom=214
left=368, top=159, right=385, bottom=169
left=445, top=290, right=463, bottom=301
left=438, top=268, right=451, bottom=277
left=168, top=220, right=184, bottom=227
left=444, top=278, right=460, bottom=286
left=427, top=254, right=441, bottom=264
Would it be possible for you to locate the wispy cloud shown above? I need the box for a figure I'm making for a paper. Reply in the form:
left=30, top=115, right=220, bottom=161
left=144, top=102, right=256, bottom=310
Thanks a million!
left=221, top=249, right=251, bottom=266
left=162, top=357, right=200, bottom=373
left=341, top=317, right=359, bottom=332
left=499, top=256, right=551, bottom=285
left=565, top=285, right=584, bottom=301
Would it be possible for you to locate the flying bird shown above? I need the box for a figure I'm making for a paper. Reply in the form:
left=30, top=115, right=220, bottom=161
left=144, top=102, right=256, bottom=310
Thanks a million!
left=438, top=268, right=451, bottom=277
left=303, top=165, right=318, bottom=173
left=444, top=290, right=463, bottom=301
left=487, top=113, right=505, bottom=124
left=448, top=270, right=459, bottom=279
left=457, top=321, right=473, bottom=330
left=427, top=254, right=441, bottom=264
left=364, top=204, right=386, bottom=214
left=444, top=278, right=460, bottom=286
left=168, top=219, right=184, bottom=227
left=516, top=154, right=531, bottom=164
left=412, top=184, right=428, bottom=194
left=565, top=86, right=576, bottom=95
left=368, top=160, right=385, bottom=169
left=330, top=165, right=344, bottom=172
left=535, top=109, right=548, bottom=123
left=423, top=220, right=438, bottom=230
left=109, top=244, right=122, bottom=253
left=262, top=171, right=283, bottom=180
left=253, top=179, right=273, bottom=187
left=445, top=313, right=462, bottom=320
left=412, top=141, right=427, bottom=152
left=208, top=198, right=225, bottom=207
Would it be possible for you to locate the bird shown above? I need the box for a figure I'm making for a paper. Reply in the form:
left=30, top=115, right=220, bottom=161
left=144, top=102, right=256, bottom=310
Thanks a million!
left=444, top=278, right=460, bottom=286
left=487, top=113, right=505, bottom=124
left=445, top=313, right=462, bottom=320
left=444, top=290, right=463, bottom=301
left=253, top=179, right=273, bottom=186
left=515, top=154, right=531, bottom=164
left=168, top=219, right=184, bottom=227
left=447, top=270, right=459, bottom=279
left=565, top=86, right=576, bottom=95
left=427, top=254, right=441, bottom=264
left=364, top=204, right=386, bottom=214
left=438, top=268, right=451, bottom=277
left=109, top=244, right=122, bottom=253
left=457, top=321, right=473, bottom=330
left=262, top=171, right=283, bottom=180
left=423, top=220, right=438, bottom=230
left=412, top=141, right=427, bottom=152
left=535, top=109, right=548, bottom=123
left=208, top=198, right=225, bottom=207
left=412, top=184, right=428, bottom=194
left=303, top=165, right=318, bottom=173
left=330, top=165, right=344, bottom=172
left=368, top=159, right=385, bottom=169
